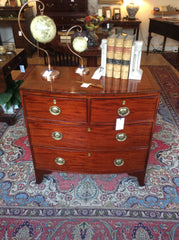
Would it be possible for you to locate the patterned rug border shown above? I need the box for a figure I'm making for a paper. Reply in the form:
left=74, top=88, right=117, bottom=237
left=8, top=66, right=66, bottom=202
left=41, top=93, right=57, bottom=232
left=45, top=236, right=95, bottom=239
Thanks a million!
left=145, top=65, right=179, bottom=129
left=1, top=206, right=179, bottom=221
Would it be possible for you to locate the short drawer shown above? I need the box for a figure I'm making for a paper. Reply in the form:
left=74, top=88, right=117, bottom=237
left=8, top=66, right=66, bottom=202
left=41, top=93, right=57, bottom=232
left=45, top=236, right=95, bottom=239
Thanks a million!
left=28, top=121, right=153, bottom=149
left=22, top=94, right=87, bottom=122
left=33, top=146, right=149, bottom=174
left=90, top=97, right=158, bottom=123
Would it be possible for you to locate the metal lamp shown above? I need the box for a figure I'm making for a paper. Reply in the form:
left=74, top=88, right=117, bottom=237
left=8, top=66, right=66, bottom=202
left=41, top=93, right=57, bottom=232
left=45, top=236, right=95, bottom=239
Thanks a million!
left=18, top=0, right=60, bottom=81
left=66, top=25, right=89, bottom=75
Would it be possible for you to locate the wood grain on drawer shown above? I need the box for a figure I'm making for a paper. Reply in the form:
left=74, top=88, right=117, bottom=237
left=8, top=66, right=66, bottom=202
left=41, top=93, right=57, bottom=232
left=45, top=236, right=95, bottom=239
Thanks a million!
left=28, top=121, right=152, bottom=149
left=22, top=95, right=87, bottom=122
left=90, top=97, right=158, bottom=123
left=33, top=146, right=149, bottom=174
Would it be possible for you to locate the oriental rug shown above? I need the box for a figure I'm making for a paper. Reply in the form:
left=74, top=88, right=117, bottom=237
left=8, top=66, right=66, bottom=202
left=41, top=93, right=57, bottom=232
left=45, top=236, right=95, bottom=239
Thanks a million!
left=0, top=66, right=179, bottom=240
left=162, top=52, right=179, bottom=72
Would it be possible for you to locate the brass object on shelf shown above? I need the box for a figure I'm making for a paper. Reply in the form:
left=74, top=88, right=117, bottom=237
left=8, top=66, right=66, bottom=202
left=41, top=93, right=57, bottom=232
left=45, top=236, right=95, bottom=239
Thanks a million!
left=116, top=133, right=127, bottom=142
left=55, top=157, right=65, bottom=165
left=117, top=106, right=130, bottom=117
left=49, top=106, right=61, bottom=115
left=52, top=131, right=63, bottom=140
left=114, top=159, right=124, bottom=167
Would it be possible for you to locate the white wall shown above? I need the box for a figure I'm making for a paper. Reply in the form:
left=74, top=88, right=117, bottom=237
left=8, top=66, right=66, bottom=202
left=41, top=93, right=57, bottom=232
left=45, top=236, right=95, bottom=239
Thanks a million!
left=89, top=0, right=179, bottom=52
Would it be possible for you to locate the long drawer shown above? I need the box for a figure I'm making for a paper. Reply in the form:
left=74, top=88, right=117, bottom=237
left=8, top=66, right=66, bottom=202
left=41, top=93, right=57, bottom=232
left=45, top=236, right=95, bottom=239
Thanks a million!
left=28, top=121, right=153, bottom=149
left=22, top=94, right=87, bottom=122
left=90, top=97, right=158, bottom=123
left=32, top=146, right=149, bottom=174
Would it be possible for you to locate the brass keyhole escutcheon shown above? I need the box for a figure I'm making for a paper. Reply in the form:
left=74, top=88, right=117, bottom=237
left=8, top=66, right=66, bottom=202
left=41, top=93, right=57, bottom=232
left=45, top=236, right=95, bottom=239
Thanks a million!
left=114, top=159, right=124, bottom=167
left=52, top=131, right=63, bottom=140
left=116, top=133, right=127, bottom=142
left=117, top=107, right=130, bottom=117
left=55, top=157, right=65, bottom=165
left=49, top=106, right=61, bottom=116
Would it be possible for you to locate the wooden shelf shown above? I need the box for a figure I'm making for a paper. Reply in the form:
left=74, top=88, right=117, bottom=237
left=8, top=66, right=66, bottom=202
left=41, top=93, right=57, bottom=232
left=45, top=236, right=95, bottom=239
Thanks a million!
left=152, top=10, right=179, bottom=16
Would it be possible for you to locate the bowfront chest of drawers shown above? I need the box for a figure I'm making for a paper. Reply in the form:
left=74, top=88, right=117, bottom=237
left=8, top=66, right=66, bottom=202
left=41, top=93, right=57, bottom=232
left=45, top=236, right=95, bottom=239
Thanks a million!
left=20, top=66, right=160, bottom=185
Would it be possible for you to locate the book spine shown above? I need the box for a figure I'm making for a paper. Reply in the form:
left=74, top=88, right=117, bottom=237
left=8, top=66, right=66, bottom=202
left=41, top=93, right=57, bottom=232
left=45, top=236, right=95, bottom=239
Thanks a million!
left=113, top=35, right=124, bottom=79
left=106, top=35, right=115, bottom=78
left=120, top=36, right=134, bottom=80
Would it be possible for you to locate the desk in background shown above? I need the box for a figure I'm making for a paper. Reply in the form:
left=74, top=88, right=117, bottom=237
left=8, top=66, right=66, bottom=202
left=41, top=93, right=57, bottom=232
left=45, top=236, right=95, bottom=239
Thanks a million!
left=103, top=19, right=141, bottom=40
left=0, top=49, right=27, bottom=125
left=147, top=18, right=179, bottom=54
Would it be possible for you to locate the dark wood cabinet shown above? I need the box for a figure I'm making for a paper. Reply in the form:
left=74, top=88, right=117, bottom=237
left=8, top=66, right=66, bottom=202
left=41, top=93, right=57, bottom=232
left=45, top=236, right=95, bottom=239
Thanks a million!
left=20, top=66, right=160, bottom=186
left=40, top=0, right=88, bottom=30
left=0, top=7, right=35, bottom=57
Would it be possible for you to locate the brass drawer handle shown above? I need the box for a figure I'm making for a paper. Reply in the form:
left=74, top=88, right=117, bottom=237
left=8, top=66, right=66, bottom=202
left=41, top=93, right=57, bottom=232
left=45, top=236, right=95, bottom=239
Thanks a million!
left=52, top=131, right=63, bottom=140
left=116, top=133, right=127, bottom=142
left=117, top=107, right=130, bottom=117
left=114, top=159, right=124, bottom=167
left=55, top=157, right=65, bottom=165
left=49, top=106, right=61, bottom=115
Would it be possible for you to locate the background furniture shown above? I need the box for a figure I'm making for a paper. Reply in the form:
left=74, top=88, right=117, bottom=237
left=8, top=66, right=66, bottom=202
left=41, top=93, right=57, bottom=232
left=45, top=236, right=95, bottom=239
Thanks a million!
left=20, top=65, right=160, bottom=186
left=44, top=37, right=101, bottom=67
left=40, top=0, right=88, bottom=30
left=0, top=48, right=27, bottom=124
left=103, top=19, right=141, bottom=40
left=0, top=6, right=35, bottom=57
left=0, top=48, right=27, bottom=92
left=147, top=18, right=179, bottom=54
left=43, top=18, right=141, bottom=68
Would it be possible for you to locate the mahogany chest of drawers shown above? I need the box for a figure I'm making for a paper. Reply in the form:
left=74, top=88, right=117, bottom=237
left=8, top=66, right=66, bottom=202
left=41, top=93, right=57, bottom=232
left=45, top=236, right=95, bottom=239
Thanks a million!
left=20, top=66, right=160, bottom=186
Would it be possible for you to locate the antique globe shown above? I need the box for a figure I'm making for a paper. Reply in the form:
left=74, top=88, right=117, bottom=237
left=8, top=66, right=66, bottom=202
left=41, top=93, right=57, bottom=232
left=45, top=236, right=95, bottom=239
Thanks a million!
left=72, top=36, right=87, bottom=53
left=30, top=15, right=57, bottom=44
left=18, top=0, right=60, bottom=80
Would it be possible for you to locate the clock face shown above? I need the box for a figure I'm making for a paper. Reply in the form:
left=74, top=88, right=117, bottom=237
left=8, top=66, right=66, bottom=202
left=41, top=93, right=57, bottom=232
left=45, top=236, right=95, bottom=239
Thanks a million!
left=30, top=15, right=56, bottom=44
left=72, top=37, right=88, bottom=53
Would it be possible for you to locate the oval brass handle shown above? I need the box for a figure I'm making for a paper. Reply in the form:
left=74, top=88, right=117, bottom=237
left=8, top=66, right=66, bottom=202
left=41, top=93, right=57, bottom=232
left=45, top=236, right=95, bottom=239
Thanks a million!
left=117, top=107, right=130, bottom=117
left=116, top=133, right=127, bottom=142
left=55, top=157, right=65, bottom=165
left=114, top=159, right=124, bottom=167
left=49, top=106, right=61, bottom=116
left=52, top=131, right=63, bottom=140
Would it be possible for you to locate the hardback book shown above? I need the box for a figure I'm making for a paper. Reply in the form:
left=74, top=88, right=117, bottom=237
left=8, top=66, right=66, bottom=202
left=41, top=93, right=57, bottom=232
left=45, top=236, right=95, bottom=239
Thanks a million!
left=106, top=34, right=116, bottom=78
left=113, top=34, right=125, bottom=79
left=120, top=35, right=134, bottom=80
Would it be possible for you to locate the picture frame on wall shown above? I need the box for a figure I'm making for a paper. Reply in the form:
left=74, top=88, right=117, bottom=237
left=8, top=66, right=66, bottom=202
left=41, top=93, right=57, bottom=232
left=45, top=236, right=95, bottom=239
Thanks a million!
left=97, top=8, right=103, bottom=17
left=103, top=7, right=111, bottom=19
left=98, top=0, right=123, bottom=4
left=113, top=8, right=121, bottom=20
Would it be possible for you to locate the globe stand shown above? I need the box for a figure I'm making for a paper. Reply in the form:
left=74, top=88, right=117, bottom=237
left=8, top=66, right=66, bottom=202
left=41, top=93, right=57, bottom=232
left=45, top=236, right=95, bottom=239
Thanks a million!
left=66, top=25, right=89, bottom=75
left=18, top=0, right=59, bottom=81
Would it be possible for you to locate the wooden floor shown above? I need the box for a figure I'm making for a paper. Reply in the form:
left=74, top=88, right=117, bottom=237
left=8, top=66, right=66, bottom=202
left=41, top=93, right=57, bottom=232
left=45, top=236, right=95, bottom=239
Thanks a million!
left=27, top=51, right=179, bottom=76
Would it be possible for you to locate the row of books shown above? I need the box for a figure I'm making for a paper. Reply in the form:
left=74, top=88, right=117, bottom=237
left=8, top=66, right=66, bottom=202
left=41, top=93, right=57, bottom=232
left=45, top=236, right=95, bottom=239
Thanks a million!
left=106, top=33, right=134, bottom=79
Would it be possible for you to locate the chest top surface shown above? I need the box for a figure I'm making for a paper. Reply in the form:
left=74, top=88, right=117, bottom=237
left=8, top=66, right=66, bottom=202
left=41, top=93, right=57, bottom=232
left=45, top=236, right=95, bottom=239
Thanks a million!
left=20, top=66, right=160, bottom=96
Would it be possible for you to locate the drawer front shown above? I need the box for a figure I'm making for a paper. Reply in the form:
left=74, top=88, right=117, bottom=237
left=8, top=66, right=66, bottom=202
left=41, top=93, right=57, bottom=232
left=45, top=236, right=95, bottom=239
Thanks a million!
left=28, top=121, right=152, bottom=149
left=33, top=146, right=149, bottom=174
left=90, top=97, right=158, bottom=123
left=22, top=95, right=87, bottom=122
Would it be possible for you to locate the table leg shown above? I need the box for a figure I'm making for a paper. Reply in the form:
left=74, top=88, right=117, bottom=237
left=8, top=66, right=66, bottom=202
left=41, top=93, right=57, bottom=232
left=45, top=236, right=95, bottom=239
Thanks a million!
left=177, top=47, right=179, bottom=64
left=162, top=36, right=167, bottom=52
left=135, top=27, right=139, bottom=40
left=147, top=32, right=152, bottom=55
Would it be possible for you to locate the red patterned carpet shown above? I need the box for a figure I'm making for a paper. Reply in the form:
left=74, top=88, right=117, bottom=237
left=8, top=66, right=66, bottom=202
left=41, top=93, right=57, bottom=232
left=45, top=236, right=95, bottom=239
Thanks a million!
left=0, top=65, right=179, bottom=239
